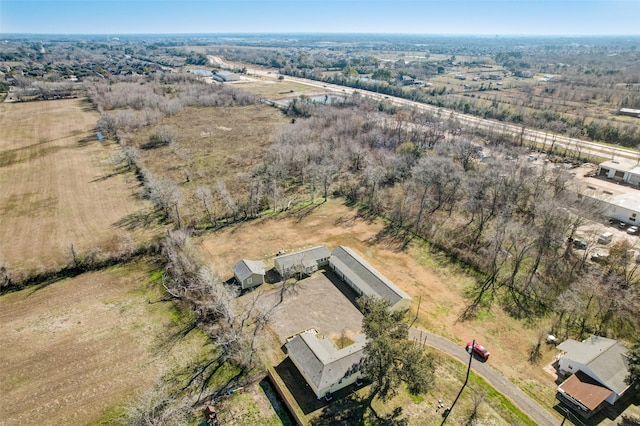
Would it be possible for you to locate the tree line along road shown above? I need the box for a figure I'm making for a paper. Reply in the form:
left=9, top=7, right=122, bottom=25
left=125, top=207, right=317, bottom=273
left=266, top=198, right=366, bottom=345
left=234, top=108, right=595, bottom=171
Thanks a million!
left=212, top=54, right=639, bottom=164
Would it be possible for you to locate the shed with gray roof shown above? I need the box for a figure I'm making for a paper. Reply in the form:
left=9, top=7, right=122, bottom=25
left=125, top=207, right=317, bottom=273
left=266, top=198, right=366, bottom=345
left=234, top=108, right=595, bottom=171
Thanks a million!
left=232, top=259, right=266, bottom=290
left=329, top=246, right=412, bottom=311
left=285, top=331, right=366, bottom=399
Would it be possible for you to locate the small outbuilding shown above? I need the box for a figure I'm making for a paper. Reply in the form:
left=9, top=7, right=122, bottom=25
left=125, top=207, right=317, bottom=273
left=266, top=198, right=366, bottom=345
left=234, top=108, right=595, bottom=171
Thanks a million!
left=232, top=259, right=266, bottom=290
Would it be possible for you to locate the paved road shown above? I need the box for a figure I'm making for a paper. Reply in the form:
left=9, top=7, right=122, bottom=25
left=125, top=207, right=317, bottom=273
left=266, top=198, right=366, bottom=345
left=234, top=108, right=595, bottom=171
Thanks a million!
left=409, top=327, right=560, bottom=425
left=209, top=55, right=639, bottom=164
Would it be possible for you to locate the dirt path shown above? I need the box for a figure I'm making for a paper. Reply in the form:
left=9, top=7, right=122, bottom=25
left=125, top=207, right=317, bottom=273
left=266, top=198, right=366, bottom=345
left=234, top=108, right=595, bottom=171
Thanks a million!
left=409, top=327, right=559, bottom=425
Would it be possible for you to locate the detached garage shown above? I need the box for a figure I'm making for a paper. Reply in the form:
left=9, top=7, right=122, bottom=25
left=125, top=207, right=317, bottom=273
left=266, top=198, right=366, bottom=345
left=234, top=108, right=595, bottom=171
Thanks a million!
left=232, top=259, right=266, bottom=290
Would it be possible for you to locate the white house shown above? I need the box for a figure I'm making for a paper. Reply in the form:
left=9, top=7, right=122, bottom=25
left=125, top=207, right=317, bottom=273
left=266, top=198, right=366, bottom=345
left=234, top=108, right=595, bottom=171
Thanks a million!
left=232, top=259, right=266, bottom=290
left=285, top=331, right=366, bottom=399
left=329, top=246, right=412, bottom=312
left=556, top=336, right=631, bottom=417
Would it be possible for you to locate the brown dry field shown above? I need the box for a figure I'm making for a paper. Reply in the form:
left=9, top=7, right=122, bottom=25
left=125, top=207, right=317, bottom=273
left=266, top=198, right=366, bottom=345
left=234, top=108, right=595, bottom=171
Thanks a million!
left=124, top=104, right=288, bottom=225
left=198, top=199, right=561, bottom=408
left=0, top=98, right=153, bottom=273
left=0, top=263, right=206, bottom=425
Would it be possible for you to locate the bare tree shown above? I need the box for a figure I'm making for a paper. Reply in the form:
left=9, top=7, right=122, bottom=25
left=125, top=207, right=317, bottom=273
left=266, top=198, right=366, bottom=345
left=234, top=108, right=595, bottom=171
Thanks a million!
left=195, top=186, right=217, bottom=228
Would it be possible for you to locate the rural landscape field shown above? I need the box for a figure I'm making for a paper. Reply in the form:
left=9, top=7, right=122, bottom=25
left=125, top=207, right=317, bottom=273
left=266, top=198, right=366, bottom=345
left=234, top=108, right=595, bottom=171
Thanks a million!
left=1, top=22, right=640, bottom=426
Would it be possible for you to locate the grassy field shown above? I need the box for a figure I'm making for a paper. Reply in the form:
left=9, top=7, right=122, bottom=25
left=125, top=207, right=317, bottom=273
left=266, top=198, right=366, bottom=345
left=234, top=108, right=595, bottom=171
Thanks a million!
left=237, top=79, right=326, bottom=99
left=0, top=98, right=154, bottom=274
left=0, top=262, right=210, bottom=425
left=124, top=104, right=288, bottom=225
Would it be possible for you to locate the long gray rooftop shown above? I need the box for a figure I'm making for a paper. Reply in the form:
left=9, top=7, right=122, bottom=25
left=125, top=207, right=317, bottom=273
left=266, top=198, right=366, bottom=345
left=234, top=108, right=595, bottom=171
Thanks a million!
left=274, top=245, right=330, bottom=270
left=330, top=246, right=411, bottom=306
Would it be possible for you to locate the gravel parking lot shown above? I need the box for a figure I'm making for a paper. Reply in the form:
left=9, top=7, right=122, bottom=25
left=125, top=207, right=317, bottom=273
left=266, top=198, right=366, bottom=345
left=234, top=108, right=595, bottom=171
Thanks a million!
left=255, top=270, right=364, bottom=343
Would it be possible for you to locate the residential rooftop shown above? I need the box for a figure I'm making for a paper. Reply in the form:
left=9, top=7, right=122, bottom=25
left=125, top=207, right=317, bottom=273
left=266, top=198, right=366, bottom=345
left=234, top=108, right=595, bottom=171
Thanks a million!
left=330, top=246, right=411, bottom=307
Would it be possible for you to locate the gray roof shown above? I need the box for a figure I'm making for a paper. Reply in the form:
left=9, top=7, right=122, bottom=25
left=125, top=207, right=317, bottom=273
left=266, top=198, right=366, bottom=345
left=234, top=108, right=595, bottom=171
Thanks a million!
left=285, top=332, right=366, bottom=393
left=330, top=246, right=411, bottom=307
left=214, top=71, right=240, bottom=81
left=274, top=246, right=330, bottom=271
left=599, top=159, right=640, bottom=175
left=232, top=259, right=265, bottom=282
left=558, top=336, right=630, bottom=394
left=610, top=193, right=640, bottom=212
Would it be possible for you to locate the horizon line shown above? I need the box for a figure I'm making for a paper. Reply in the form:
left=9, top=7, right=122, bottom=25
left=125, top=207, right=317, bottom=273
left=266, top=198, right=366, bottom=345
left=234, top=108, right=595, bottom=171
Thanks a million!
left=2, top=32, right=639, bottom=37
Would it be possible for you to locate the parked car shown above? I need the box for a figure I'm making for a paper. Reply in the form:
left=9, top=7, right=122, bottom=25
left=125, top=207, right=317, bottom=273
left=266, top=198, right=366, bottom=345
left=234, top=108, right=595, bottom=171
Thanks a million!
left=598, top=232, right=614, bottom=244
left=572, top=239, right=588, bottom=250
left=619, top=222, right=627, bottom=229
left=466, top=341, right=490, bottom=360
left=627, top=226, right=639, bottom=235
left=591, top=253, right=609, bottom=262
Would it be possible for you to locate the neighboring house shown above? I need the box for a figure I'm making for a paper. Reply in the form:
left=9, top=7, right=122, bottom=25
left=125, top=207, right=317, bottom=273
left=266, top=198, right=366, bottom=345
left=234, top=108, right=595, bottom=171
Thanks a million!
left=556, top=336, right=631, bottom=417
left=399, top=75, right=415, bottom=86
left=273, top=246, right=331, bottom=278
left=285, top=331, right=366, bottom=399
left=232, top=259, right=266, bottom=290
left=329, top=246, right=412, bottom=312
left=597, top=159, right=640, bottom=187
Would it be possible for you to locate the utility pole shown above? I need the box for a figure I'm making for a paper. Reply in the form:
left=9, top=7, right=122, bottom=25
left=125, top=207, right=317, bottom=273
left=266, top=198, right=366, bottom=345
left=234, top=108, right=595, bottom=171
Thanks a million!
left=441, top=339, right=474, bottom=425
left=560, top=406, right=569, bottom=425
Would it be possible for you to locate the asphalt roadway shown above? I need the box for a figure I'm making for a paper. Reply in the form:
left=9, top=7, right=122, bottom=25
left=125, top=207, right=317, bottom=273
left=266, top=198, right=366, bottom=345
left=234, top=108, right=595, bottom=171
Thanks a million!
left=408, top=327, right=560, bottom=425
left=209, top=55, right=639, bottom=164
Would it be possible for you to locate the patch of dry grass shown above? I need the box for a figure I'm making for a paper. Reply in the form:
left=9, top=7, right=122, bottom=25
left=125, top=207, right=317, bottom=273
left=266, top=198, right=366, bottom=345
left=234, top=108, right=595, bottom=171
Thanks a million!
left=0, top=262, right=208, bottom=425
left=0, top=98, right=155, bottom=274
left=125, top=104, right=288, bottom=225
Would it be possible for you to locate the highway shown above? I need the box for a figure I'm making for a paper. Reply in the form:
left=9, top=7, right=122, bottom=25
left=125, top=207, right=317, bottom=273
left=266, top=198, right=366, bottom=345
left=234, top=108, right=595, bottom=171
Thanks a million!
left=210, top=55, right=640, bottom=163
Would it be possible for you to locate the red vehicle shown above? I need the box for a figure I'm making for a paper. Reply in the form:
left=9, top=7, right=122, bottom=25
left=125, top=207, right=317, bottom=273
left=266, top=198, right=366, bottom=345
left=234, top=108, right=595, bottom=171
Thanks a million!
left=466, top=341, right=490, bottom=360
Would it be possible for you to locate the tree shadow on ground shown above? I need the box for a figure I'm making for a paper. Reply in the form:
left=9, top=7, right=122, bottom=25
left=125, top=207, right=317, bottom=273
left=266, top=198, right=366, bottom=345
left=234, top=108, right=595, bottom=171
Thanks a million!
left=90, top=167, right=128, bottom=182
left=366, top=224, right=414, bottom=253
left=311, top=393, right=408, bottom=426
left=259, top=378, right=296, bottom=426
left=112, top=209, right=161, bottom=230
left=288, top=200, right=325, bottom=223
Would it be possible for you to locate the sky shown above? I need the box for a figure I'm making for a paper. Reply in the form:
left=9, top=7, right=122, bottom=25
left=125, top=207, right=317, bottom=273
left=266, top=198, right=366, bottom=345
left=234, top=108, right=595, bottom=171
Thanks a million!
left=1, top=0, right=639, bottom=36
